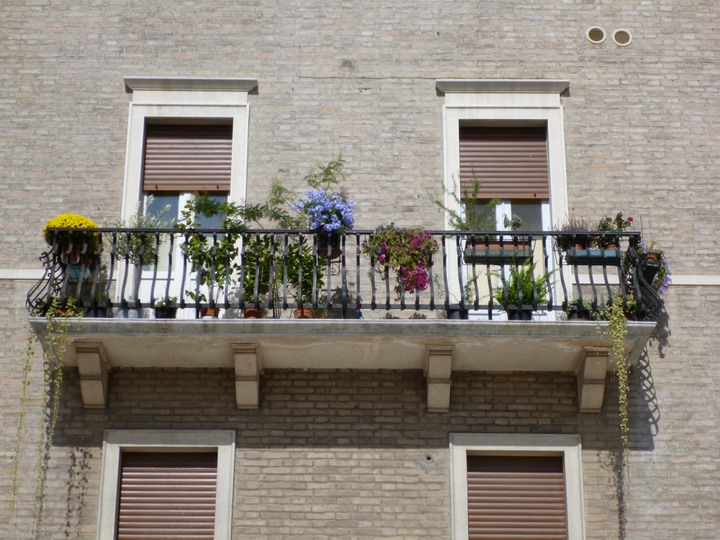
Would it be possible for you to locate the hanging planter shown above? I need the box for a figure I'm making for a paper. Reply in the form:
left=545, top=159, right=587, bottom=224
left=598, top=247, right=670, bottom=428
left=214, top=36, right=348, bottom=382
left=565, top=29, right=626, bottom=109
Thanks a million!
left=316, top=229, right=342, bottom=260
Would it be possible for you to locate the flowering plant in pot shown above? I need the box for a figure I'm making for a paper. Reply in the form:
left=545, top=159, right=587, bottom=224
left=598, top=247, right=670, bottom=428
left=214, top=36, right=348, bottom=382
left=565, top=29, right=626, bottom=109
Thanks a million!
left=271, top=155, right=354, bottom=259
left=553, top=216, right=593, bottom=251
left=596, top=212, right=633, bottom=249
left=635, top=241, right=671, bottom=294
left=362, top=224, right=439, bottom=296
left=43, top=212, right=99, bottom=267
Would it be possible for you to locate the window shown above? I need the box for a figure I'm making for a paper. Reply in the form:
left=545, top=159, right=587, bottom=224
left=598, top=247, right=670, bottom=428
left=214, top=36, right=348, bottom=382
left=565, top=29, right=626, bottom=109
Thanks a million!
left=437, top=80, right=570, bottom=318
left=98, top=430, right=235, bottom=540
left=450, top=434, right=585, bottom=540
left=121, top=77, right=256, bottom=308
left=122, top=76, right=257, bottom=222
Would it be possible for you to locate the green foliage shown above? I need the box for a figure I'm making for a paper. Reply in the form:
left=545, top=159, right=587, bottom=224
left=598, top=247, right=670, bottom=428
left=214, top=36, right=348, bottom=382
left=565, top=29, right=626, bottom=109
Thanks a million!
left=176, top=193, right=258, bottom=302
left=18, top=296, right=83, bottom=534
left=431, top=178, right=500, bottom=232
left=240, top=235, right=274, bottom=304
left=285, top=240, right=324, bottom=303
left=113, top=196, right=172, bottom=265
left=493, top=259, right=553, bottom=308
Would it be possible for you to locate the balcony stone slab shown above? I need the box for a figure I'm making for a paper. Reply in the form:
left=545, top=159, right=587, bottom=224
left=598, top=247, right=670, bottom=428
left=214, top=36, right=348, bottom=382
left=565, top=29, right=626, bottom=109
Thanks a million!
left=29, top=318, right=656, bottom=412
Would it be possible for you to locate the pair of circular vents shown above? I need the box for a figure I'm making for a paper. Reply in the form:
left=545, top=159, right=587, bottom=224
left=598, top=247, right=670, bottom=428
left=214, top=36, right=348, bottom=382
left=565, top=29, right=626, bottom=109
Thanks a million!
left=586, top=27, right=632, bottom=46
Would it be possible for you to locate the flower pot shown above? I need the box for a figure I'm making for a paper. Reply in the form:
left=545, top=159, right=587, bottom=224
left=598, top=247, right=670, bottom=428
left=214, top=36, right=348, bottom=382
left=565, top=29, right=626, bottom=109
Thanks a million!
left=447, top=308, right=469, bottom=320
left=86, top=306, right=109, bottom=317
left=243, top=307, right=264, bottom=319
left=565, top=248, right=620, bottom=266
left=154, top=306, right=178, bottom=319
left=316, top=229, right=342, bottom=260
left=464, top=237, right=531, bottom=265
left=200, top=307, right=220, bottom=319
left=293, top=308, right=315, bottom=319
left=507, top=309, right=533, bottom=321
left=566, top=309, right=592, bottom=321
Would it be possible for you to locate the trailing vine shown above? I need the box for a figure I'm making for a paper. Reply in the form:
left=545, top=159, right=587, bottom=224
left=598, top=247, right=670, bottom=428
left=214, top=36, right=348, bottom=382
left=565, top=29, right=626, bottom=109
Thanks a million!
left=597, top=293, right=635, bottom=460
left=11, top=330, right=36, bottom=512
left=15, top=296, right=83, bottom=537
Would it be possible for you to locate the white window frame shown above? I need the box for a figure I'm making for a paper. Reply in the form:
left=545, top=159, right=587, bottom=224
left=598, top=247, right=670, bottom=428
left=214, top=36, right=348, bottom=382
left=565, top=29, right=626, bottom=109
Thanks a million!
left=122, top=76, right=257, bottom=220
left=97, top=429, right=236, bottom=540
left=438, top=80, right=570, bottom=316
left=449, top=433, right=585, bottom=540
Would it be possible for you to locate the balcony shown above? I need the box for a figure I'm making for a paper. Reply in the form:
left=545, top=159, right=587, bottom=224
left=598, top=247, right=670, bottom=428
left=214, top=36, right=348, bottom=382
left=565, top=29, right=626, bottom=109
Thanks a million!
left=28, top=228, right=659, bottom=412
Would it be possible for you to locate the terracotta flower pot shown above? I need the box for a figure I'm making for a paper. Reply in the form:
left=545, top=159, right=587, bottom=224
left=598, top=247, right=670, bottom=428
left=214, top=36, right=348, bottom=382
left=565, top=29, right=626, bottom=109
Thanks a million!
left=293, top=308, right=315, bottom=319
left=243, top=307, right=264, bottom=319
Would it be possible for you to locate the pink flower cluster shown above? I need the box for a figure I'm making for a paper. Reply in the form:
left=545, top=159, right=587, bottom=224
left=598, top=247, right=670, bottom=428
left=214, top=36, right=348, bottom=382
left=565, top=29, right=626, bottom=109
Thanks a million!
left=399, top=262, right=431, bottom=293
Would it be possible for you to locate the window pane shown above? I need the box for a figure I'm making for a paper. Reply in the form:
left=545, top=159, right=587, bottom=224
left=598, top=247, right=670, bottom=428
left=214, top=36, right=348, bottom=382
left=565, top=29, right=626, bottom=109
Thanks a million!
left=511, top=202, right=543, bottom=232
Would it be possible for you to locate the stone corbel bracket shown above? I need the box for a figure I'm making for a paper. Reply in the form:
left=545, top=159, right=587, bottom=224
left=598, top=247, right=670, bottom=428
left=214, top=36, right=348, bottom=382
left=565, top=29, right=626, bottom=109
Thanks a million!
left=425, top=345, right=454, bottom=413
left=232, top=343, right=262, bottom=409
left=75, top=343, right=110, bottom=408
left=577, top=346, right=611, bottom=413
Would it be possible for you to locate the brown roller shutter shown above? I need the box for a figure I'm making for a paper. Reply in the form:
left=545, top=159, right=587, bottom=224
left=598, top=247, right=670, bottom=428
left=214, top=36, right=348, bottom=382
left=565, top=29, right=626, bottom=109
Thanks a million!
left=116, top=451, right=218, bottom=540
left=459, top=126, right=549, bottom=200
left=143, top=123, right=233, bottom=192
left=466, top=455, right=567, bottom=539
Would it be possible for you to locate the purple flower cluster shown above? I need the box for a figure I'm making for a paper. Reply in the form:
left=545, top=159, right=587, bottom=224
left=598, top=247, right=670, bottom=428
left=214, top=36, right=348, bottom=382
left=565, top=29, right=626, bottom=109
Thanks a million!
left=292, top=188, right=355, bottom=233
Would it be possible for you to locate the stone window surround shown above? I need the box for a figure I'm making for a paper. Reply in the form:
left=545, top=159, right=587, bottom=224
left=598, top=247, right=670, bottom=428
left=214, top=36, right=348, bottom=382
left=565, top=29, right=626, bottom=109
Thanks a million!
left=449, top=433, right=585, bottom=539
left=121, top=76, right=257, bottom=221
left=436, top=78, right=571, bottom=230
left=97, top=429, right=236, bottom=540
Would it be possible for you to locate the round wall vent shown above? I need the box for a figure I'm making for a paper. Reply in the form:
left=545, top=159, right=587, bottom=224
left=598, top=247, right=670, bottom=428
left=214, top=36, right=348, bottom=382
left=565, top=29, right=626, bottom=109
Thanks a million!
left=613, top=29, right=632, bottom=46
left=586, top=27, right=606, bottom=44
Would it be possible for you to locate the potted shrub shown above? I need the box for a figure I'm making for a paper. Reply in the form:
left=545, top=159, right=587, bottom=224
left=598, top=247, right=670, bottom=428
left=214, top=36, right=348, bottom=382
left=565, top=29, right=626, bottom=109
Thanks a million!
left=239, top=234, right=274, bottom=318
left=362, top=224, right=439, bottom=297
left=286, top=240, right=325, bottom=318
left=154, top=296, right=178, bottom=319
left=176, top=194, right=251, bottom=317
left=493, top=259, right=553, bottom=320
left=112, top=196, right=172, bottom=302
left=86, top=290, right=110, bottom=318
left=431, top=179, right=526, bottom=264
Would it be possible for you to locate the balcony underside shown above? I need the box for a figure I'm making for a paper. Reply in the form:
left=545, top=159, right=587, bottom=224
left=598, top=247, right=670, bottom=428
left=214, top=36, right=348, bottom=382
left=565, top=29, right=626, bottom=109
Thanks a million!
left=29, top=318, right=656, bottom=413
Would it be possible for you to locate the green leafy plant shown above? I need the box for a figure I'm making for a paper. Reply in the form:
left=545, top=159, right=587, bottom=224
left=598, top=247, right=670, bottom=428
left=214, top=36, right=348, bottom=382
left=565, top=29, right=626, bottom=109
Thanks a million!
left=493, top=259, right=553, bottom=310
left=362, top=224, right=439, bottom=296
left=286, top=240, right=324, bottom=304
left=113, top=196, right=172, bottom=266
left=154, top=296, right=178, bottom=309
left=176, top=194, right=252, bottom=304
left=240, top=235, right=275, bottom=305
left=566, top=298, right=595, bottom=320
left=431, top=178, right=500, bottom=232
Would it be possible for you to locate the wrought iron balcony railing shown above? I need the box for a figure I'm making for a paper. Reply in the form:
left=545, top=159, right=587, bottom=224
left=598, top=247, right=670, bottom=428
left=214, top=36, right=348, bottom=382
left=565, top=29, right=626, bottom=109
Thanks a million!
left=27, top=228, right=661, bottom=321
